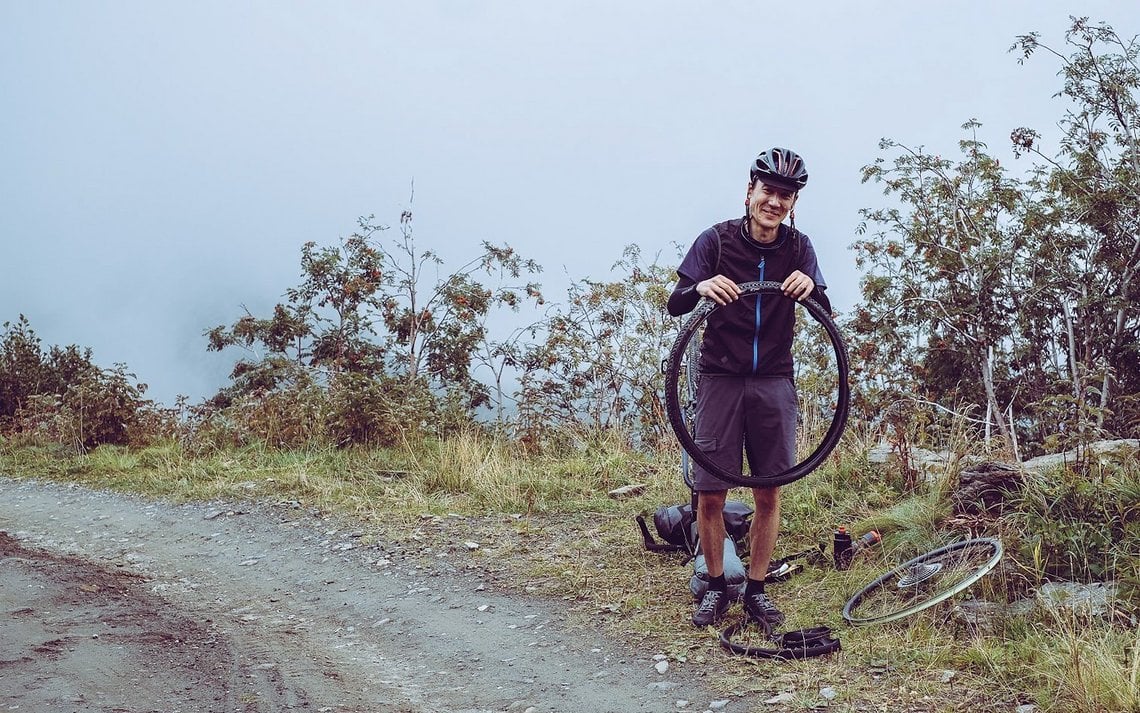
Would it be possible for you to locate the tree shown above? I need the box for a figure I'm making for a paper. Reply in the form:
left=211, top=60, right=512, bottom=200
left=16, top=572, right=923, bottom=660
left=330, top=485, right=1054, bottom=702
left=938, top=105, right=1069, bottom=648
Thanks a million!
left=205, top=206, right=543, bottom=445
left=0, top=315, right=153, bottom=450
left=1010, top=17, right=1140, bottom=446
left=851, top=122, right=1027, bottom=450
left=848, top=18, right=1140, bottom=458
left=516, top=244, right=676, bottom=447
left=375, top=208, right=543, bottom=413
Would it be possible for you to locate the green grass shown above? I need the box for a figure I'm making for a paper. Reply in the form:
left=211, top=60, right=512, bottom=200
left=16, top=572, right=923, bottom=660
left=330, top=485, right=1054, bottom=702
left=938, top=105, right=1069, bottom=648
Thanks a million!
left=1, top=431, right=1137, bottom=712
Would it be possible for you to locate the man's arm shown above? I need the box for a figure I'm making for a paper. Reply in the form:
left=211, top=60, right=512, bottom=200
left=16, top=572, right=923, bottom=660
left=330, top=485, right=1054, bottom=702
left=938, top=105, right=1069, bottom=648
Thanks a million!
left=668, top=275, right=743, bottom=316
left=667, top=280, right=701, bottom=316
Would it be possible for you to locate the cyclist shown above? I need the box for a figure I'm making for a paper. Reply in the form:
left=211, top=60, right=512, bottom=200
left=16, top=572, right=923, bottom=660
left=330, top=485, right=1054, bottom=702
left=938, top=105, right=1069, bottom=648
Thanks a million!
left=667, top=147, right=831, bottom=628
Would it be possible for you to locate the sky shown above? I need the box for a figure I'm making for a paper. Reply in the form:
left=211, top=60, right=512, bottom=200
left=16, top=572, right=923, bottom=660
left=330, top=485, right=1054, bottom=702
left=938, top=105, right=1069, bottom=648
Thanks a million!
left=4, top=1, right=1139, bottom=407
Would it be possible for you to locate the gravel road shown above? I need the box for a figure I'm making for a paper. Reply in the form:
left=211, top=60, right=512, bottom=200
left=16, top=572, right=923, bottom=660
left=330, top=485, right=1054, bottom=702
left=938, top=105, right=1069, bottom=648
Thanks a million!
left=0, top=477, right=725, bottom=713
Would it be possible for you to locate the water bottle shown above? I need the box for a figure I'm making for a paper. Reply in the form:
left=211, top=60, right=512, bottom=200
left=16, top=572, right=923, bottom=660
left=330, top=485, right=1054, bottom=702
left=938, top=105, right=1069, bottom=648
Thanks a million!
left=853, top=530, right=882, bottom=554
left=833, top=526, right=853, bottom=570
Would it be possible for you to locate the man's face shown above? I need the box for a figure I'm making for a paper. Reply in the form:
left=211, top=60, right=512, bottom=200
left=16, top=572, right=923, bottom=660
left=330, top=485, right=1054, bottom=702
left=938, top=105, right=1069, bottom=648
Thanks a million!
left=747, top=180, right=797, bottom=231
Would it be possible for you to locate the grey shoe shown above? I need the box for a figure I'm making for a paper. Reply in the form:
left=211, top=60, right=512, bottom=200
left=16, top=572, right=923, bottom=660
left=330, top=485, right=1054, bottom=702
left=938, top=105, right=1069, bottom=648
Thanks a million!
left=692, top=589, right=730, bottom=627
left=743, top=590, right=785, bottom=627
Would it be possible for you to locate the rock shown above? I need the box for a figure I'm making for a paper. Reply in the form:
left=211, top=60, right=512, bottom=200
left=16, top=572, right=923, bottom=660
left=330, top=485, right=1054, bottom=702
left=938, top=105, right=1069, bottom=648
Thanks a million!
left=763, top=692, right=796, bottom=705
left=647, top=681, right=680, bottom=692
left=608, top=484, right=647, bottom=499
left=1038, top=581, right=1118, bottom=617
left=464, top=541, right=480, bottom=550
left=708, top=700, right=729, bottom=710
left=952, top=600, right=1029, bottom=633
left=940, top=670, right=956, bottom=683
left=867, top=441, right=955, bottom=479
left=655, top=660, right=670, bottom=674
left=819, top=686, right=838, bottom=700
left=1023, top=439, right=1139, bottom=475
left=951, top=461, right=1024, bottom=516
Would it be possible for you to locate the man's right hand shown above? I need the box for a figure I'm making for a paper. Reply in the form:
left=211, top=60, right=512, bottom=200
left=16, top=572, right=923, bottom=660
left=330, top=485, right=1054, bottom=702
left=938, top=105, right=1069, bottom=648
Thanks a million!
left=697, top=274, right=742, bottom=305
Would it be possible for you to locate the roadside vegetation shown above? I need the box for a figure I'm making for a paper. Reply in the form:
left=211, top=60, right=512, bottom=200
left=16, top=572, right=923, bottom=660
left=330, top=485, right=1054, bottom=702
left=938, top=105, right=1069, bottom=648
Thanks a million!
left=1, top=17, right=1138, bottom=713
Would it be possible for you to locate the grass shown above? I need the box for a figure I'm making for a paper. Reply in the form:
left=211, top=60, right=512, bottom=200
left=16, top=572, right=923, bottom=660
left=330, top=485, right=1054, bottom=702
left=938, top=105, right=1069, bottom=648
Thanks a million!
left=1, top=430, right=1137, bottom=712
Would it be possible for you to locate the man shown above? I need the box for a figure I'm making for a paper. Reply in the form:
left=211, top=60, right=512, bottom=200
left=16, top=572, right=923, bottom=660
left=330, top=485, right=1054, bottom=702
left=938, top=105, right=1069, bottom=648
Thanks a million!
left=667, top=147, right=830, bottom=628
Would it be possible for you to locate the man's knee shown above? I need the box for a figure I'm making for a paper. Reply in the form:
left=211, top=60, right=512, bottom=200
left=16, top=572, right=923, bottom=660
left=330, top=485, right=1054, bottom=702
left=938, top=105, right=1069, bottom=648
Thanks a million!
left=696, top=490, right=727, bottom=519
left=751, top=487, right=780, bottom=518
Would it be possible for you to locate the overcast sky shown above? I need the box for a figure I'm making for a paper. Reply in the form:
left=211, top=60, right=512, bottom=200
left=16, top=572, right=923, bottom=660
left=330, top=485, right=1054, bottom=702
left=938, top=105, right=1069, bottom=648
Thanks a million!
left=4, top=1, right=1138, bottom=407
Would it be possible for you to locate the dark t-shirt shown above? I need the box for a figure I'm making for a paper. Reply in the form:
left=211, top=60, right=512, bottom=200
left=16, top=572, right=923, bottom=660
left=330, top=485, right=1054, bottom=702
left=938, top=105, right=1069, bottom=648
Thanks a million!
left=669, top=218, right=828, bottom=377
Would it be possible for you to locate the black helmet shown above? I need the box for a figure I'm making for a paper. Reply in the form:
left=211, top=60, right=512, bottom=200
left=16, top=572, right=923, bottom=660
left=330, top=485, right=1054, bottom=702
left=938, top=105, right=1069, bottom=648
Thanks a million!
left=750, top=148, right=808, bottom=191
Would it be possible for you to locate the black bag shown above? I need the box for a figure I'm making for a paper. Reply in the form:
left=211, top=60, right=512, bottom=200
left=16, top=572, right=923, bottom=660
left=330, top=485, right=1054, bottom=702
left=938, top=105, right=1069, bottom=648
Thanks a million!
left=636, top=500, right=753, bottom=555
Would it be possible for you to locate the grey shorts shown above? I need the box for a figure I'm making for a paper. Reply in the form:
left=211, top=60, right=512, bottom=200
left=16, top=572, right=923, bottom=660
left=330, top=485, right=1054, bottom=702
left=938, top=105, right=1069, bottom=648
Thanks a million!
left=691, top=374, right=797, bottom=491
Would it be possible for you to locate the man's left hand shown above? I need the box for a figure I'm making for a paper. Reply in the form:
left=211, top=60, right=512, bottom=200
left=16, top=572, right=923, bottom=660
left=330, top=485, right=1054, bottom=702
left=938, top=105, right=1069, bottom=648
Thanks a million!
left=781, top=270, right=815, bottom=301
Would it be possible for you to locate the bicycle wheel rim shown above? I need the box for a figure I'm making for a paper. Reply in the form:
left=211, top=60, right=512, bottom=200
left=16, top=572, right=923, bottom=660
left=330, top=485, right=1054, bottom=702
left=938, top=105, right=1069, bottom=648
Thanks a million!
left=664, top=281, right=850, bottom=488
left=842, top=538, right=1004, bottom=626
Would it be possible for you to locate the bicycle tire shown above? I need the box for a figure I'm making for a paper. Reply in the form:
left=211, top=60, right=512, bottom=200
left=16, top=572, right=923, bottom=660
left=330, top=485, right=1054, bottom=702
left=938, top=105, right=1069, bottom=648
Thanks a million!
left=719, top=622, right=841, bottom=660
left=664, top=281, right=850, bottom=488
left=842, top=537, right=1004, bottom=626
left=679, top=329, right=701, bottom=490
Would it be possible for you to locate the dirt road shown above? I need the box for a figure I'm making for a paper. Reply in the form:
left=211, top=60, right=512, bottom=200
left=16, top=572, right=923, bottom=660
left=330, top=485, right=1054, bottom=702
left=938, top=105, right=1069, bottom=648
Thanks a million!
left=0, top=477, right=723, bottom=712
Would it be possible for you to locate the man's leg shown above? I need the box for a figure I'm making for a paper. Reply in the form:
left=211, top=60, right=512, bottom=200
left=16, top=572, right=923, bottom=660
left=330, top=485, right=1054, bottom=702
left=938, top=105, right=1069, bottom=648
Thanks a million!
left=741, top=485, right=785, bottom=625
left=746, top=486, right=779, bottom=580
left=696, top=489, right=728, bottom=576
left=691, top=488, right=731, bottom=626
left=689, top=374, right=744, bottom=627
left=739, top=376, right=796, bottom=627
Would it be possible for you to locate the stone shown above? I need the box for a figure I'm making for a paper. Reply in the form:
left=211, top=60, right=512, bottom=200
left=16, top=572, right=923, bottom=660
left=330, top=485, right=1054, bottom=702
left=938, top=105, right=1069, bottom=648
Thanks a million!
left=1038, top=581, right=1117, bottom=617
left=608, top=483, right=647, bottom=498
left=952, top=461, right=1024, bottom=516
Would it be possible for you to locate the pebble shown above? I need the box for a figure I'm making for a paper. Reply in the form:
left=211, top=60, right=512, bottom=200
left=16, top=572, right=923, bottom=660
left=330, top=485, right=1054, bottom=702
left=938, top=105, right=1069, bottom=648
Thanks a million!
left=655, top=660, right=670, bottom=674
left=708, top=700, right=729, bottom=710
left=819, top=686, right=837, bottom=700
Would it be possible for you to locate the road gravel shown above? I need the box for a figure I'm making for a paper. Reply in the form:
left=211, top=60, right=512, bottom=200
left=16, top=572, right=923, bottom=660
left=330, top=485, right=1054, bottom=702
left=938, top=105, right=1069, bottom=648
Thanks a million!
left=0, top=477, right=723, bottom=713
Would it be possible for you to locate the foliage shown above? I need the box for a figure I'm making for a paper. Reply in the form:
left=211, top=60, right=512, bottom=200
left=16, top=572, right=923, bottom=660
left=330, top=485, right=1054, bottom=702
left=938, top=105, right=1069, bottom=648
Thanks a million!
left=1005, top=459, right=1140, bottom=586
left=850, top=17, right=1140, bottom=458
left=204, top=207, right=543, bottom=446
left=1009, top=17, right=1140, bottom=448
left=0, top=315, right=166, bottom=451
left=851, top=121, right=1026, bottom=451
left=514, top=244, right=677, bottom=449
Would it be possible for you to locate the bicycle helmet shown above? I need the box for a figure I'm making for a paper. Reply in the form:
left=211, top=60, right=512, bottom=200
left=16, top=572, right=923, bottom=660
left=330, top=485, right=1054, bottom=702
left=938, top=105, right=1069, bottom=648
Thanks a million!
left=750, top=148, right=808, bottom=191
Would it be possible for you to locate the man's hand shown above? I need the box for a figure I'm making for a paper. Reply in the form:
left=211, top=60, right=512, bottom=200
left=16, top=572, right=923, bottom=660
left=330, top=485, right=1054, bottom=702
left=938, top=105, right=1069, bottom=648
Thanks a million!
left=697, top=274, right=742, bottom=305
left=781, top=270, right=815, bottom=301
